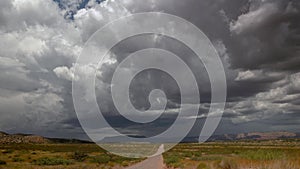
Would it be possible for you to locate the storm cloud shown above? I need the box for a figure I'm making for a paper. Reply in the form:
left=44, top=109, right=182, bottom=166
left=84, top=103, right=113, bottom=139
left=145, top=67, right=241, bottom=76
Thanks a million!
left=0, top=0, right=299, bottom=140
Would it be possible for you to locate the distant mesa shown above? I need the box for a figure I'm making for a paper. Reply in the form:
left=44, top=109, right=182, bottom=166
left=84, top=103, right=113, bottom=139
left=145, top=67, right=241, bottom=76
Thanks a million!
left=235, top=131, right=297, bottom=140
left=184, top=131, right=299, bottom=143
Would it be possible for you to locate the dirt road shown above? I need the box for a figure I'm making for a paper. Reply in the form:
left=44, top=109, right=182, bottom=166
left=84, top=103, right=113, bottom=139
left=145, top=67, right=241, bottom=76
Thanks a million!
left=126, top=144, right=165, bottom=169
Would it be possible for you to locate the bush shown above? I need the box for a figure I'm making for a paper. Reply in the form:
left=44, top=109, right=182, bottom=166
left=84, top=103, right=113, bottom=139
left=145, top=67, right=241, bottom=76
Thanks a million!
left=12, top=157, right=24, bottom=162
left=164, top=155, right=182, bottom=168
left=72, top=151, right=88, bottom=162
left=0, top=160, right=6, bottom=165
left=239, top=149, right=284, bottom=160
left=110, top=156, right=136, bottom=164
left=121, top=161, right=130, bottom=167
left=33, top=157, right=73, bottom=165
left=90, top=154, right=111, bottom=164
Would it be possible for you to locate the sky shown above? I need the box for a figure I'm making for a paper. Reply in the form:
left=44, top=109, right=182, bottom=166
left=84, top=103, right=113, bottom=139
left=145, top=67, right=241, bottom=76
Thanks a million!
left=0, top=0, right=299, bottom=140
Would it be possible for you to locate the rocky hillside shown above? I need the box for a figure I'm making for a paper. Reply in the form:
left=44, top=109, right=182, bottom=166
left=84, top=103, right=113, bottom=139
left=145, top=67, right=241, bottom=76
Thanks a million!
left=0, top=132, right=91, bottom=144
left=0, top=132, right=50, bottom=144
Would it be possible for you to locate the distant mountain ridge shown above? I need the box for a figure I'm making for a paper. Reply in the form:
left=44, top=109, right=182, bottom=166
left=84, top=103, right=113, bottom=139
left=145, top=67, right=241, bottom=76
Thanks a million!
left=0, top=131, right=91, bottom=144
left=182, top=131, right=300, bottom=143
left=101, top=131, right=300, bottom=143
left=236, top=131, right=297, bottom=140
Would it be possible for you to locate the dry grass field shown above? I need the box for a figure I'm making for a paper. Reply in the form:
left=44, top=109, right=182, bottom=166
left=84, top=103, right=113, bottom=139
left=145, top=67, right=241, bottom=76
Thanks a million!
left=0, top=139, right=299, bottom=169
left=163, top=139, right=300, bottom=169
left=0, top=143, right=142, bottom=169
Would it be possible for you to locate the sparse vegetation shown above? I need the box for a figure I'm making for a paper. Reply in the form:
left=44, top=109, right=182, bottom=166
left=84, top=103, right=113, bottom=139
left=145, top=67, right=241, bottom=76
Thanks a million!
left=12, top=157, right=24, bottom=162
left=90, top=154, right=111, bottom=164
left=163, top=140, right=300, bottom=169
left=33, top=157, right=73, bottom=165
left=72, top=151, right=88, bottom=162
left=0, top=140, right=299, bottom=168
left=238, top=149, right=284, bottom=160
left=164, top=154, right=182, bottom=168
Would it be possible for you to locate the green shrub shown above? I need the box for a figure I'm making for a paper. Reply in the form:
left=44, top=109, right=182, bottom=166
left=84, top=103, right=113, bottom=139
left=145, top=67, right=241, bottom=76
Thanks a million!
left=90, top=154, right=111, bottom=164
left=0, top=160, right=6, bottom=165
left=164, top=155, right=180, bottom=164
left=72, top=151, right=88, bottom=162
left=33, top=157, right=73, bottom=165
left=239, top=149, right=284, bottom=160
left=121, top=161, right=130, bottom=167
left=164, top=155, right=182, bottom=168
left=12, top=157, right=24, bottom=162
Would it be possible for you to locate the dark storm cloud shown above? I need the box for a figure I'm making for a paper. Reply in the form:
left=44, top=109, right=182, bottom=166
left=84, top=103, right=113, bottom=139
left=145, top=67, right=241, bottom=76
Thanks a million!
left=96, top=34, right=210, bottom=106
left=120, top=0, right=297, bottom=97
left=0, top=0, right=300, bottom=139
left=113, top=0, right=300, bottom=136
left=228, top=0, right=300, bottom=71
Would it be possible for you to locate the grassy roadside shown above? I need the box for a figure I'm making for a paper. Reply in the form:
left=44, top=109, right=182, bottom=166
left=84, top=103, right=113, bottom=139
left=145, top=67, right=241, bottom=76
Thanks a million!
left=0, top=143, right=142, bottom=169
left=163, top=139, right=300, bottom=169
left=0, top=139, right=299, bottom=169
